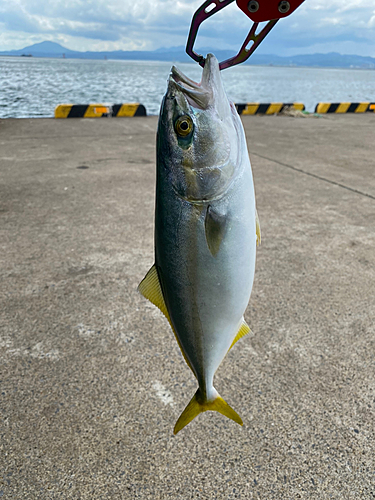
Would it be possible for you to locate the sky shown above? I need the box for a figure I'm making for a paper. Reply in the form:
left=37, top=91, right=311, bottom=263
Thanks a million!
left=0, top=0, right=374, bottom=56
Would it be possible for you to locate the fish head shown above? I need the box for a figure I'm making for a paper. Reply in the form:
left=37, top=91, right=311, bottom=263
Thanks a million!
left=157, top=54, right=244, bottom=203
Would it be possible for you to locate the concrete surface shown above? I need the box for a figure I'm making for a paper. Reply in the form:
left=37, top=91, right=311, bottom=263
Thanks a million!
left=0, top=114, right=374, bottom=499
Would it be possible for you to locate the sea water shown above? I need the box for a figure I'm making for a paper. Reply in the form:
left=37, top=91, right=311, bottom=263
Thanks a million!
left=0, top=56, right=374, bottom=118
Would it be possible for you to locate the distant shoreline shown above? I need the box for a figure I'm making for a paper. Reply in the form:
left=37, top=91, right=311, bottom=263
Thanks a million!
left=1, top=41, right=375, bottom=70
left=1, top=54, right=374, bottom=71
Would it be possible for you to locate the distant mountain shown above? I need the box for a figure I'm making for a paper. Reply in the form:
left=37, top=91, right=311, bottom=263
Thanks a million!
left=3, top=41, right=77, bottom=58
left=1, top=41, right=374, bottom=69
left=22, top=41, right=77, bottom=54
left=154, top=46, right=186, bottom=54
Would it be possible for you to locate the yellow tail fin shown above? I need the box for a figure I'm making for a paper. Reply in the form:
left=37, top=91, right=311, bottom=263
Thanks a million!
left=174, top=389, right=243, bottom=435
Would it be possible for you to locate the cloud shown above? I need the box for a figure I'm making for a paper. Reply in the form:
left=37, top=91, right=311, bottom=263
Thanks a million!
left=0, top=0, right=374, bottom=55
left=254, top=1, right=375, bottom=56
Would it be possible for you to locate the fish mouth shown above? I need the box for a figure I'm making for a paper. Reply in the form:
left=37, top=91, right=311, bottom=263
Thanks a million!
left=171, top=66, right=202, bottom=91
left=169, top=54, right=221, bottom=110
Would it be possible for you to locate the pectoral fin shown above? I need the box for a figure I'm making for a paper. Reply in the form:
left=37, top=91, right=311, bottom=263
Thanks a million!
left=256, top=209, right=261, bottom=246
left=229, top=319, right=251, bottom=350
left=138, top=265, right=194, bottom=373
left=205, top=205, right=227, bottom=257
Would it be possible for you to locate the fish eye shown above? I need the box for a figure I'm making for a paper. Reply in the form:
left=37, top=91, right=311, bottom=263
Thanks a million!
left=175, top=116, right=193, bottom=137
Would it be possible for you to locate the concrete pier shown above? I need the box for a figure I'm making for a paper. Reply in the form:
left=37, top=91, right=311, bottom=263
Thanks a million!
left=1, top=114, right=374, bottom=498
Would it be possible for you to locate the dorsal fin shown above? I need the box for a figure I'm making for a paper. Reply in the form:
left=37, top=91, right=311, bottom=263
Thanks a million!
left=138, top=265, right=194, bottom=373
left=138, top=264, right=170, bottom=319
left=229, top=319, right=251, bottom=351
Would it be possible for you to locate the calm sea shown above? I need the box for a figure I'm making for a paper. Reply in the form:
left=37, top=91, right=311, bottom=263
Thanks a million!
left=0, top=56, right=374, bottom=118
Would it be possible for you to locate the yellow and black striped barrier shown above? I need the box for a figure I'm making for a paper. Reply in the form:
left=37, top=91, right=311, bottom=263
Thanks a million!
left=55, top=103, right=146, bottom=118
left=235, top=103, right=305, bottom=115
left=314, top=102, right=373, bottom=114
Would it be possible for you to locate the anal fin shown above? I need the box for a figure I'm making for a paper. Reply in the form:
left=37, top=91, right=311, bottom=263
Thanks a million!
left=256, top=209, right=261, bottom=246
left=229, top=319, right=251, bottom=351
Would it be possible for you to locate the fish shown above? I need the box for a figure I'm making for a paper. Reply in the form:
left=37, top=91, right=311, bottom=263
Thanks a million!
left=138, top=54, right=260, bottom=434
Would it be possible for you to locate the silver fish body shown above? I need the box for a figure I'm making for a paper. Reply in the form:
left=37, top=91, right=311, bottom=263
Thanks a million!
left=139, top=54, right=258, bottom=433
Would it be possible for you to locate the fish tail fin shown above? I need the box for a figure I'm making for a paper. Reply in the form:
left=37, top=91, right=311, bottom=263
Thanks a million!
left=173, top=389, right=243, bottom=435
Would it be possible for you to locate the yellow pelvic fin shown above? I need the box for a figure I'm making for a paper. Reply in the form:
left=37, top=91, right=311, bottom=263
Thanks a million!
left=256, top=209, right=261, bottom=246
left=138, top=265, right=194, bottom=373
left=229, top=319, right=251, bottom=351
left=174, top=389, right=243, bottom=435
